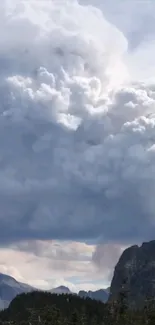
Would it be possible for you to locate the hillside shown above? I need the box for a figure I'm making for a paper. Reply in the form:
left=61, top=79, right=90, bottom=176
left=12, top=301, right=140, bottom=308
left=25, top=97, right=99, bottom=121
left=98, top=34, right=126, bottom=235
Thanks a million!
left=0, top=291, right=108, bottom=325
left=0, top=290, right=155, bottom=325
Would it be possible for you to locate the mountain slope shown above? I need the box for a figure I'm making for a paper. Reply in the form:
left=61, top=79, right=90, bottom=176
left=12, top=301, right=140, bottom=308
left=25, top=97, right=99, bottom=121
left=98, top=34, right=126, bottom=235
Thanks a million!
left=0, top=290, right=152, bottom=325
left=0, top=291, right=107, bottom=325
left=0, top=273, right=35, bottom=309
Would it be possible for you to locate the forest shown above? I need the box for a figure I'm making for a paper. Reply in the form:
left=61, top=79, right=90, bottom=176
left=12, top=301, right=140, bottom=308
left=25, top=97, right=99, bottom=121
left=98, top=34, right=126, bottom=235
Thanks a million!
left=0, top=290, right=155, bottom=325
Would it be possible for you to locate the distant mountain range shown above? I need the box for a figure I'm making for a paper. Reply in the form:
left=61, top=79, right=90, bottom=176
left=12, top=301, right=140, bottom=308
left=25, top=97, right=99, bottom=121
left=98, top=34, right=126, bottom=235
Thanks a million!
left=0, top=273, right=109, bottom=309
left=51, top=285, right=109, bottom=302
left=78, top=288, right=110, bottom=302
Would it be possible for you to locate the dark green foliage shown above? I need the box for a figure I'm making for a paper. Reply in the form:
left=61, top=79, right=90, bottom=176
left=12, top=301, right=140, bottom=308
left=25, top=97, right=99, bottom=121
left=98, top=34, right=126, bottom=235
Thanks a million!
left=0, top=291, right=108, bottom=325
left=0, top=289, right=155, bottom=325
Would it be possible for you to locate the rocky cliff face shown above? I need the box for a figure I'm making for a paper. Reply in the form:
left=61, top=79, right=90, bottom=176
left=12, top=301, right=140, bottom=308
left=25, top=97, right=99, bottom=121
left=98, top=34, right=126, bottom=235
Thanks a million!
left=109, top=240, right=155, bottom=308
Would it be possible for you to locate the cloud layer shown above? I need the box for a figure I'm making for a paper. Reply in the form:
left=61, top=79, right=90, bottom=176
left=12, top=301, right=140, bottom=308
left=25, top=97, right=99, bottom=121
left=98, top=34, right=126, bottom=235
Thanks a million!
left=0, top=0, right=155, bottom=251
left=0, top=240, right=109, bottom=291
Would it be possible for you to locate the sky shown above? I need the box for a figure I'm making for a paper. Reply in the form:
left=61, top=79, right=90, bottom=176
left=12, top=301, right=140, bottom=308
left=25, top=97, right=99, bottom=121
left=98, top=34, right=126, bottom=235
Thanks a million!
left=0, top=0, right=155, bottom=292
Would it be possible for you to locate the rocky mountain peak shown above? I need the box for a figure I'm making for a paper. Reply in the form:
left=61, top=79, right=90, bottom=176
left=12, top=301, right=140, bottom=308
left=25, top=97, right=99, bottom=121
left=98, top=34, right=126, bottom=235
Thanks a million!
left=109, top=240, right=155, bottom=308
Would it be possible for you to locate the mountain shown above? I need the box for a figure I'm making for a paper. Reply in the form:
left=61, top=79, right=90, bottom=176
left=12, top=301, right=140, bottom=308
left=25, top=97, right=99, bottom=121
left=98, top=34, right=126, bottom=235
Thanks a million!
left=51, top=286, right=110, bottom=302
left=50, top=286, right=109, bottom=302
left=0, top=273, right=35, bottom=309
left=50, top=285, right=71, bottom=294
left=109, top=240, right=155, bottom=308
left=79, top=288, right=109, bottom=302
left=0, top=272, right=109, bottom=310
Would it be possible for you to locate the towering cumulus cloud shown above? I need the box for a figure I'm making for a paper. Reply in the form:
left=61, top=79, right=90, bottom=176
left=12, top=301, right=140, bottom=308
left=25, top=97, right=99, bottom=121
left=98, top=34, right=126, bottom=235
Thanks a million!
left=0, top=0, right=155, bottom=245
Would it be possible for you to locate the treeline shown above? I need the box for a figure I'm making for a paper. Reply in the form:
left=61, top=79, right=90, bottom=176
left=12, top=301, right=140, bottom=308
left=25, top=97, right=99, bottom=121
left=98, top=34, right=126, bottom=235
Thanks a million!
left=0, top=290, right=155, bottom=325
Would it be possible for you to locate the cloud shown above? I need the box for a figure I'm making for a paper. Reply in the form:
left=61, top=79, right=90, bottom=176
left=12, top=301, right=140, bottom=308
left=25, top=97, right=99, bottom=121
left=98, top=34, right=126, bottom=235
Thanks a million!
left=0, top=240, right=106, bottom=291
left=80, top=0, right=155, bottom=49
left=0, top=0, right=155, bottom=250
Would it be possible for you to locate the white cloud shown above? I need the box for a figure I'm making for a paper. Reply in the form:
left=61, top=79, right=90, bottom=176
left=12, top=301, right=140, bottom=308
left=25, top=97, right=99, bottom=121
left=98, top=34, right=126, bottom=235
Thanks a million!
left=0, top=240, right=109, bottom=291
left=80, top=0, right=155, bottom=48
left=0, top=0, right=154, bottom=259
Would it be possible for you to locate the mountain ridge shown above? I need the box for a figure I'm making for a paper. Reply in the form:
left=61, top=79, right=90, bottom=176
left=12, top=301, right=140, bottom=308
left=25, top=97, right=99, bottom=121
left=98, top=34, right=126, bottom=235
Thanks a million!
left=0, top=273, right=109, bottom=309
